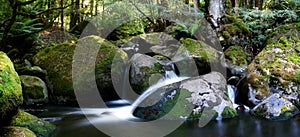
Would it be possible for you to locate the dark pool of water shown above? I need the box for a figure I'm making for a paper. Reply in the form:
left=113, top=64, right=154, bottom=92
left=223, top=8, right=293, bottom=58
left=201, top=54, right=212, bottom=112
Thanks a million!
left=36, top=104, right=300, bottom=137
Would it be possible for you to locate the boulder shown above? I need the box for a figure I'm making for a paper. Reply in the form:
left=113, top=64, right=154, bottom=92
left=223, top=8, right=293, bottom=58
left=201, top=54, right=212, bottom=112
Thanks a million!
left=133, top=72, right=237, bottom=120
left=14, top=59, right=47, bottom=79
left=10, top=110, right=55, bottom=137
left=120, top=33, right=221, bottom=77
left=224, top=45, right=248, bottom=77
left=0, top=52, right=23, bottom=122
left=247, top=23, right=300, bottom=106
left=251, top=93, right=299, bottom=120
left=129, top=53, right=164, bottom=94
left=33, top=42, right=76, bottom=104
left=33, top=36, right=128, bottom=103
left=20, top=75, right=48, bottom=106
left=0, top=126, right=36, bottom=137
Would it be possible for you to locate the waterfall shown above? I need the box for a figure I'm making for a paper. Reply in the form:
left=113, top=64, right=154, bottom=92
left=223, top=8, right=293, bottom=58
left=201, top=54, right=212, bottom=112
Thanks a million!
left=227, top=85, right=250, bottom=112
left=165, top=62, right=178, bottom=79
left=131, top=62, right=187, bottom=110
left=209, top=0, right=224, bottom=26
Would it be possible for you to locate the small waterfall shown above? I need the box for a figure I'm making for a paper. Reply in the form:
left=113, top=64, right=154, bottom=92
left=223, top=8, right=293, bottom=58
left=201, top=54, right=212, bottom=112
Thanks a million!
left=131, top=62, right=187, bottom=110
left=164, top=62, right=178, bottom=79
left=227, top=85, right=250, bottom=112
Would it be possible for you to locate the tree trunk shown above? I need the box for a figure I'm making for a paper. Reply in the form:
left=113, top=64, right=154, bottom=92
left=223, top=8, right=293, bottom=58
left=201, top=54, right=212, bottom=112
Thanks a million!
left=60, top=0, right=64, bottom=30
left=194, top=0, right=200, bottom=10
left=90, top=0, right=94, bottom=17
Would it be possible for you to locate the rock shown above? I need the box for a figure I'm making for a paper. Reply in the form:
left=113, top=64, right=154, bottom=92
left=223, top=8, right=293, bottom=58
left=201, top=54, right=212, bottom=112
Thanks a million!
left=224, top=45, right=248, bottom=78
left=247, top=23, right=300, bottom=106
left=130, top=53, right=164, bottom=94
left=251, top=93, right=299, bottom=120
left=179, top=38, right=221, bottom=75
left=33, top=41, right=76, bottom=104
left=120, top=33, right=221, bottom=77
left=220, top=14, right=251, bottom=47
left=14, top=60, right=47, bottom=79
left=33, top=35, right=128, bottom=103
left=19, top=75, right=48, bottom=106
left=133, top=72, right=237, bottom=120
left=0, top=126, right=36, bottom=137
left=10, top=110, right=55, bottom=136
left=0, top=52, right=23, bottom=122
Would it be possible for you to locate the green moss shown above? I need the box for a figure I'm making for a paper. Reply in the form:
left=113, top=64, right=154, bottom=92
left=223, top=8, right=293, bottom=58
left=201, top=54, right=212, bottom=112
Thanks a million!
left=33, top=42, right=75, bottom=103
left=0, top=52, right=23, bottom=120
left=294, top=70, right=300, bottom=83
left=221, top=106, right=237, bottom=118
left=180, top=38, right=218, bottom=62
left=10, top=110, right=55, bottom=136
left=224, top=46, right=248, bottom=66
left=0, top=126, right=36, bottom=137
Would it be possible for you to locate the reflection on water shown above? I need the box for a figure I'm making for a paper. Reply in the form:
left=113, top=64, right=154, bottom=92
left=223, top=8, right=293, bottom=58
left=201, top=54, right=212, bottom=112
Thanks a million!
left=37, top=104, right=300, bottom=137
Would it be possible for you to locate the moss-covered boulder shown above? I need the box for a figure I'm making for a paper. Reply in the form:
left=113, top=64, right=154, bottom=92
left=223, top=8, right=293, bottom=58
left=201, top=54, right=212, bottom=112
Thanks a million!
left=247, top=23, right=300, bottom=106
left=224, top=45, right=248, bottom=77
left=179, top=38, right=220, bottom=75
left=10, top=110, right=55, bottom=136
left=0, top=52, right=23, bottom=122
left=220, top=14, right=251, bottom=46
left=75, top=36, right=128, bottom=101
left=251, top=93, right=299, bottom=120
left=133, top=72, right=237, bottom=120
left=0, top=126, right=36, bottom=137
left=33, top=42, right=76, bottom=104
left=129, top=53, right=164, bottom=94
left=20, top=75, right=48, bottom=106
left=33, top=35, right=128, bottom=103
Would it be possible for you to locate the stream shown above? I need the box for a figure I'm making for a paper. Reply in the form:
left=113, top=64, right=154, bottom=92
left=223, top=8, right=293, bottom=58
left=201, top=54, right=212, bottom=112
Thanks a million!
left=36, top=102, right=300, bottom=137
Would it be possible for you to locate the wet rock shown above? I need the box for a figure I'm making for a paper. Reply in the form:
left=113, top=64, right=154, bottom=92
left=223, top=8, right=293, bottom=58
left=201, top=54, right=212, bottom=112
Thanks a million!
left=251, top=93, right=299, bottom=120
left=133, top=72, right=237, bottom=120
left=0, top=52, right=23, bottom=122
left=20, top=75, right=48, bottom=106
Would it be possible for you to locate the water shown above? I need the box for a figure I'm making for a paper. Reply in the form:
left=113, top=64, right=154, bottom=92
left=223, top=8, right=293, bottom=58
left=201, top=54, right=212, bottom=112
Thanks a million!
left=37, top=105, right=300, bottom=137
left=227, top=85, right=250, bottom=112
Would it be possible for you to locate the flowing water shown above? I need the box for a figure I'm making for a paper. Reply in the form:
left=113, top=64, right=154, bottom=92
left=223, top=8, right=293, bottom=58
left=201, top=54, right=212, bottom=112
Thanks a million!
left=34, top=64, right=300, bottom=137
left=38, top=104, right=300, bottom=137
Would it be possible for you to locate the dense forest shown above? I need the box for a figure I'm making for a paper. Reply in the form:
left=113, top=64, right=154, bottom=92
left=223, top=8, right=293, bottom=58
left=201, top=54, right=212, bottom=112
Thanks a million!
left=0, top=0, right=299, bottom=136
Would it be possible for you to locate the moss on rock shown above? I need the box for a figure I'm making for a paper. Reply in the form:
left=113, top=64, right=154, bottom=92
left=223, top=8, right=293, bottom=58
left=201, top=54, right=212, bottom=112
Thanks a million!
left=0, top=52, right=23, bottom=121
left=0, top=126, right=36, bottom=137
left=10, top=110, right=55, bottom=136
left=247, top=22, right=300, bottom=106
left=224, top=46, right=248, bottom=66
left=33, top=42, right=76, bottom=104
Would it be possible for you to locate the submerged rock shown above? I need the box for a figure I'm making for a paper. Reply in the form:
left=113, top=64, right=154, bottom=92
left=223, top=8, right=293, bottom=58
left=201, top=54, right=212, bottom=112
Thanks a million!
left=0, top=52, right=23, bottom=122
left=247, top=23, right=300, bottom=107
left=20, top=75, right=48, bottom=106
left=251, top=93, right=299, bottom=120
left=133, top=72, right=237, bottom=120
left=0, top=126, right=36, bottom=137
left=10, top=110, right=55, bottom=136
